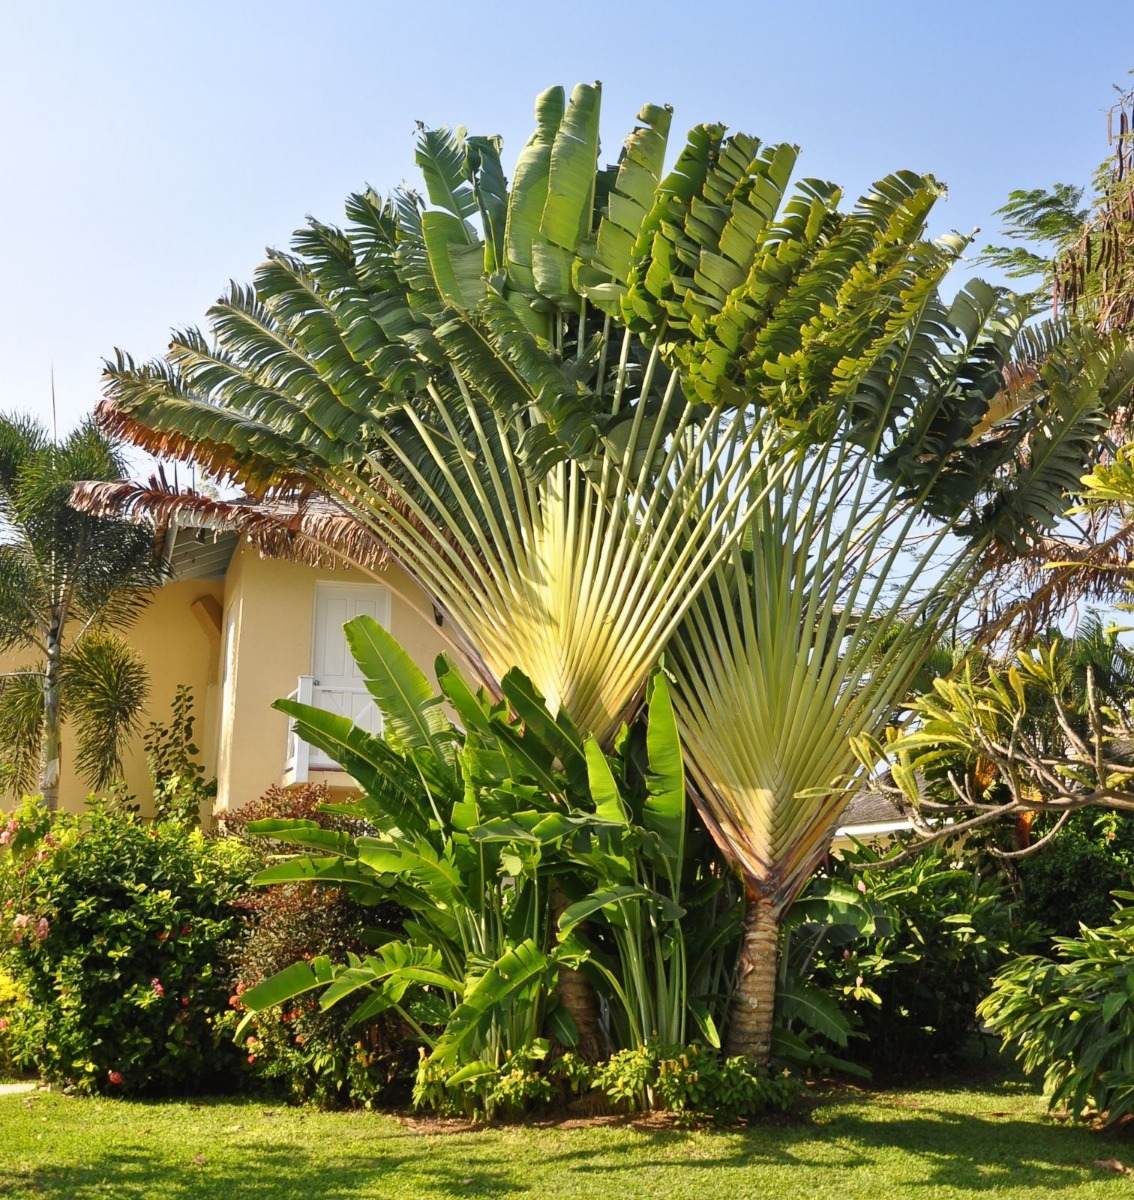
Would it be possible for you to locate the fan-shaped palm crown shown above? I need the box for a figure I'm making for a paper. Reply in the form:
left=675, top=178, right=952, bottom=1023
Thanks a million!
left=100, top=82, right=1016, bottom=738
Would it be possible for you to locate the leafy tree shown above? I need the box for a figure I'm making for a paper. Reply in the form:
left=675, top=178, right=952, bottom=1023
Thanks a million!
left=973, top=83, right=1134, bottom=641
left=94, top=84, right=1129, bottom=1060
left=0, top=416, right=161, bottom=805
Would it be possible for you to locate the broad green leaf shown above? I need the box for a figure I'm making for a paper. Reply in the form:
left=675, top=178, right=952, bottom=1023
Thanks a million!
left=343, top=616, right=454, bottom=762
left=584, top=736, right=627, bottom=825
left=431, top=938, right=554, bottom=1063
left=415, top=126, right=477, bottom=227
left=777, top=980, right=852, bottom=1047
left=236, top=957, right=336, bottom=1036
left=540, top=82, right=602, bottom=256
left=689, top=1000, right=721, bottom=1050
left=422, top=211, right=487, bottom=310
left=644, top=672, right=685, bottom=874
left=557, top=885, right=652, bottom=936
left=504, top=85, right=564, bottom=293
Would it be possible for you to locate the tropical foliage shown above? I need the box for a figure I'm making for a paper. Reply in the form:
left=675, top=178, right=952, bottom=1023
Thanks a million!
left=0, top=415, right=161, bottom=805
left=222, top=784, right=413, bottom=1108
left=855, top=630, right=1134, bottom=864
left=787, top=843, right=1024, bottom=1073
left=1016, top=810, right=1134, bottom=940
left=0, top=797, right=253, bottom=1094
left=971, top=84, right=1134, bottom=640
left=236, top=618, right=747, bottom=1112
left=979, top=893, right=1134, bottom=1127
left=92, top=82, right=1134, bottom=1061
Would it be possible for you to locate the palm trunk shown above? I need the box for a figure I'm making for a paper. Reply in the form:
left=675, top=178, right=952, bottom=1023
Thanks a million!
left=550, top=880, right=606, bottom=1062
left=39, top=624, right=62, bottom=810
left=725, top=890, right=779, bottom=1062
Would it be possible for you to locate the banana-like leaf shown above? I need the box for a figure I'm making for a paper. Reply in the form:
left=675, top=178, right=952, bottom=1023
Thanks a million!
left=776, top=979, right=852, bottom=1047
left=584, top=736, right=627, bottom=825
left=343, top=615, right=455, bottom=764
left=415, top=126, right=479, bottom=228
left=250, top=854, right=384, bottom=893
left=243, top=818, right=356, bottom=857
left=643, top=671, right=685, bottom=876
left=503, top=85, right=564, bottom=295
left=430, top=937, right=556, bottom=1064
left=422, top=211, right=486, bottom=310
left=272, top=697, right=436, bottom=833
left=235, top=956, right=336, bottom=1037
left=556, top=885, right=654, bottom=936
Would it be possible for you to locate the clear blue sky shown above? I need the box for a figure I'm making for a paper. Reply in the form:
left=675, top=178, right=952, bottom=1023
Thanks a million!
left=4, top=0, right=1133, bottom=437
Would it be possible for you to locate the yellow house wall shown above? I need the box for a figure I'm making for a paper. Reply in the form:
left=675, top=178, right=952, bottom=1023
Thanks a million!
left=0, top=579, right=224, bottom=815
left=214, top=545, right=456, bottom=813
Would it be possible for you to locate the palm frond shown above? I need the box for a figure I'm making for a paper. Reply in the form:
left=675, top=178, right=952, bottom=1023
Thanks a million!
left=62, top=631, right=148, bottom=790
left=0, top=668, right=44, bottom=798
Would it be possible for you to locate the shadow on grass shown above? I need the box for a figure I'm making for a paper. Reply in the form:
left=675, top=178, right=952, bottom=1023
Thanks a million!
left=549, top=1104, right=1129, bottom=1193
left=0, top=1140, right=527, bottom=1200
left=1, top=1089, right=1128, bottom=1198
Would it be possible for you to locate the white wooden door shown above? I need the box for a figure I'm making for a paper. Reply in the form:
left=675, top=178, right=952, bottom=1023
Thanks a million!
left=310, top=584, right=390, bottom=759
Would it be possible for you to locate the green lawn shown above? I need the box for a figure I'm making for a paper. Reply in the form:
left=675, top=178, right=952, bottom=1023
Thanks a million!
left=1, top=1071, right=1130, bottom=1199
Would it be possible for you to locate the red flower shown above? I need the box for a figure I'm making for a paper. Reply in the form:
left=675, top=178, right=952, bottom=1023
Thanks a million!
left=107, top=1070, right=124, bottom=1086
left=181, top=996, right=190, bottom=1008
left=228, top=994, right=242, bottom=1010
left=151, top=978, right=165, bottom=997
left=246, top=1054, right=257, bottom=1064
left=180, top=924, right=191, bottom=936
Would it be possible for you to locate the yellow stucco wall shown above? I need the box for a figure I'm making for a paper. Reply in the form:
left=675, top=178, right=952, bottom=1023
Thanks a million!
left=0, top=543, right=455, bottom=818
left=213, top=545, right=457, bottom=813
left=0, top=579, right=224, bottom=815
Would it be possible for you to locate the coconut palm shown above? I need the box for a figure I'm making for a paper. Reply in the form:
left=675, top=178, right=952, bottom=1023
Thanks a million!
left=92, top=83, right=1132, bottom=1058
left=0, top=415, right=159, bottom=805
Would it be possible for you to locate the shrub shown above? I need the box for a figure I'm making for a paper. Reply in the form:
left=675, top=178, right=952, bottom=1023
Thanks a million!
left=0, top=964, right=25, bottom=1075
left=791, top=842, right=1026, bottom=1074
left=1015, top=811, right=1134, bottom=940
left=222, top=785, right=414, bottom=1108
left=979, top=893, right=1134, bottom=1126
left=144, top=683, right=216, bottom=826
left=0, top=797, right=253, bottom=1095
left=413, top=1042, right=555, bottom=1120
left=414, top=1042, right=799, bottom=1123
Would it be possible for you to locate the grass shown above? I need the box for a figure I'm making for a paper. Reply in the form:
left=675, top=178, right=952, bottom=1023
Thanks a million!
left=0, top=1068, right=1130, bottom=1198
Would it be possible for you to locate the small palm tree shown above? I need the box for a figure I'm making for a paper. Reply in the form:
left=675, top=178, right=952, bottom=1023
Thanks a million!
left=0, top=415, right=160, bottom=806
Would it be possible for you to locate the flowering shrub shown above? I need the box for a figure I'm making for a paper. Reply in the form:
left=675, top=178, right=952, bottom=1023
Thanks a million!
left=0, top=797, right=254, bottom=1095
left=0, top=964, right=25, bottom=1074
left=222, top=785, right=415, bottom=1107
